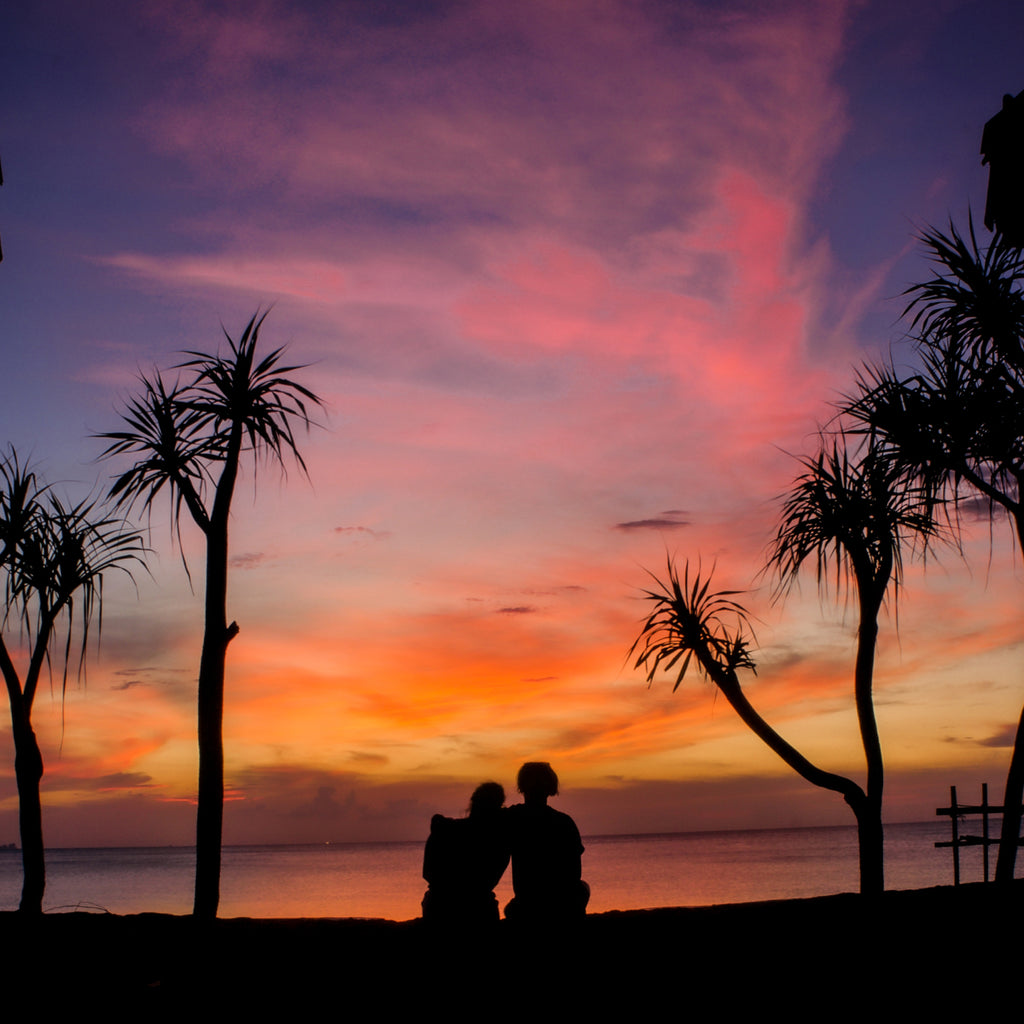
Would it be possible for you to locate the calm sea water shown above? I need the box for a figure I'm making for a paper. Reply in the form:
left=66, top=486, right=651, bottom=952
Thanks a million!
left=0, top=821, right=984, bottom=919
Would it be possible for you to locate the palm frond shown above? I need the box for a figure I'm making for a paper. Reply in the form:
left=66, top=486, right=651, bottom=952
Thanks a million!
left=0, top=447, right=45, bottom=569
left=629, top=558, right=756, bottom=692
left=40, top=495, right=146, bottom=692
left=177, top=311, right=323, bottom=478
left=98, top=373, right=215, bottom=535
left=0, top=457, right=145, bottom=706
left=844, top=330, right=1024, bottom=520
left=848, top=217, right=1024, bottom=513
left=768, top=435, right=939, bottom=605
left=903, top=217, right=1024, bottom=369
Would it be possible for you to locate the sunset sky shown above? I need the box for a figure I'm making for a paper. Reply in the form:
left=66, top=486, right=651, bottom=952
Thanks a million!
left=2, top=0, right=1024, bottom=849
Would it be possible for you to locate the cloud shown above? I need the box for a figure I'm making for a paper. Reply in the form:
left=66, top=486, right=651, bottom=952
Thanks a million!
left=954, top=496, right=1009, bottom=523
left=229, top=552, right=267, bottom=570
left=347, top=751, right=389, bottom=765
left=978, top=724, right=1018, bottom=749
left=523, top=585, right=587, bottom=595
left=94, top=772, right=156, bottom=791
left=39, top=770, right=156, bottom=794
left=616, top=511, right=692, bottom=531
left=111, top=679, right=145, bottom=692
left=290, top=784, right=353, bottom=820
left=103, top=254, right=352, bottom=306
left=107, top=666, right=196, bottom=701
left=8, top=758, right=999, bottom=849
left=334, top=526, right=391, bottom=540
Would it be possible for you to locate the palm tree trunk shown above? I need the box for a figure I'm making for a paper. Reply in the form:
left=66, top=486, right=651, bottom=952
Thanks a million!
left=2, top=639, right=46, bottom=915
left=705, top=660, right=865, bottom=808
left=851, top=797, right=883, bottom=896
left=193, top=523, right=232, bottom=919
left=995, top=703, right=1024, bottom=883
left=192, top=430, right=241, bottom=920
left=706, top=645, right=882, bottom=894
left=995, top=510, right=1024, bottom=884
left=853, top=586, right=885, bottom=895
left=12, top=709, right=45, bottom=914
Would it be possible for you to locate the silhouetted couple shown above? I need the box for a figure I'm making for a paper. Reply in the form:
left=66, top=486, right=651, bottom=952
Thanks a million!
left=421, top=762, right=589, bottom=928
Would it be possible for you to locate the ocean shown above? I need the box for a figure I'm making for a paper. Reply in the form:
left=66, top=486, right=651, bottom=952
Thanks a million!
left=0, top=821, right=987, bottom=919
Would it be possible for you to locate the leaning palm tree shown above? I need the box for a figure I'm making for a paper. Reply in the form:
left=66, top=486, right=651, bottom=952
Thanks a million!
left=766, top=438, right=937, bottom=893
left=633, top=438, right=934, bottom=895
left=845, top=220, right=1024, bottom=882
left=100, top=311, right=322, bottom=918
left=630, top=558, right=878, bottom=888
left=0, top=450, right=144, bottom=913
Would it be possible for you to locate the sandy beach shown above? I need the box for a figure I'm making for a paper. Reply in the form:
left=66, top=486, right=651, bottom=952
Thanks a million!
left=6, top=881, right=1020, bottom=1015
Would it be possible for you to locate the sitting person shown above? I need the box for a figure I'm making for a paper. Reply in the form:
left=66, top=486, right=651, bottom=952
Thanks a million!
left=421, top=781, right=509, bottom=927
left=504, top=762, right=589, bottom=922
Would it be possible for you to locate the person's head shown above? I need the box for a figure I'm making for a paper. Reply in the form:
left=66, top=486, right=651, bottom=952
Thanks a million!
left=516, top=762, right=558, bottom=802
left=468, top=781, right=505, bottom=817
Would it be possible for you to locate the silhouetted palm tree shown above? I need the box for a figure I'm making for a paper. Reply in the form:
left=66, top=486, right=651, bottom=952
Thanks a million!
left=767, top=439, right=936, bottom=893
left=632, top=438, right=934, bottom=895
left=101, top=312, right=322, bottom=918
left=0, top=450, right=143, bottom=913
left=846, top=221, right=1024, bottom=883
left=631, top=559, right=878, bottom=880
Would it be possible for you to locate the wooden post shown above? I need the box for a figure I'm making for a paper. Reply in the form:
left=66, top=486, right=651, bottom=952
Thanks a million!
left=982, top=782, right=990, bottom=882
left=950, top=784, right=960, bottom=887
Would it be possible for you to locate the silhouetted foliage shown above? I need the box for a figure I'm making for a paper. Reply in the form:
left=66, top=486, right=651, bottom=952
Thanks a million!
left=0, top=449, right=143, bottom=913
left=101, top=311, right=322, bottom=918
left=632, top=436, right=934, bottom=895
left=844, top=220, right=1024, bottom=882
left=631, top=561, right=756, bottom=689
left=766, top=438, right=937, bottom=893
left=631, top=559, right=869, bottom=852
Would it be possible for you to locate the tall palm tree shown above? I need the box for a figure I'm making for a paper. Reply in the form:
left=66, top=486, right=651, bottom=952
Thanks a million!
left=846, top=221, right=1024, bottom=883
left=0, top=450, right=144, bottom=914
left=101, top=311, right=322, bottom=918
left=767, top=439, right=937, bottom=893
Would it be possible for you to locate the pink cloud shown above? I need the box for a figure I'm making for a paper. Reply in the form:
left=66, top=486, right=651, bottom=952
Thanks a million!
left=130, top=0, right=849, bottom=226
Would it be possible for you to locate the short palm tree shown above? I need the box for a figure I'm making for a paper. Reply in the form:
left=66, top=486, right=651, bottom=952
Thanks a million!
left=0, top=450, right=144, bottom=914
left=100, top=311, right=322, bottom=918
left=845, top=220, right=1024, bottom=882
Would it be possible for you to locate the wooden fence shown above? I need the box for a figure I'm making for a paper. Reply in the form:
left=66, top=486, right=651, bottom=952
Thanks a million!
left=935, top=783, right=1007, bottom=884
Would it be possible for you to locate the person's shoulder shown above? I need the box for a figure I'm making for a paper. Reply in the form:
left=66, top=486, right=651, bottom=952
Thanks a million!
left=430, top=813, right=460, bottom=833
left=550, top=807, right=581, bottom=832
left=505, top=802, right=536, bottom=833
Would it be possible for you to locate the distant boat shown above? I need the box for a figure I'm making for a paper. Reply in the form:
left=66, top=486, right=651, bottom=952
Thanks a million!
left=0, top=842, right=17, bottom=851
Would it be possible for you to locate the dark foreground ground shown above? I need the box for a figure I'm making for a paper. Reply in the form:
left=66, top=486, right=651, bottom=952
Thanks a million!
left=5, top=882, right=1022, bottom=1016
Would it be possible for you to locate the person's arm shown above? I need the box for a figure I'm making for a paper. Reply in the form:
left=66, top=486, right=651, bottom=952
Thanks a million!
left=422, top=813, right=447, bottom=883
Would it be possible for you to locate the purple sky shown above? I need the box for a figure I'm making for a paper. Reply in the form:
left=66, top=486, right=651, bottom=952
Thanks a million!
left=2, top=0, right=1024, bottom=850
